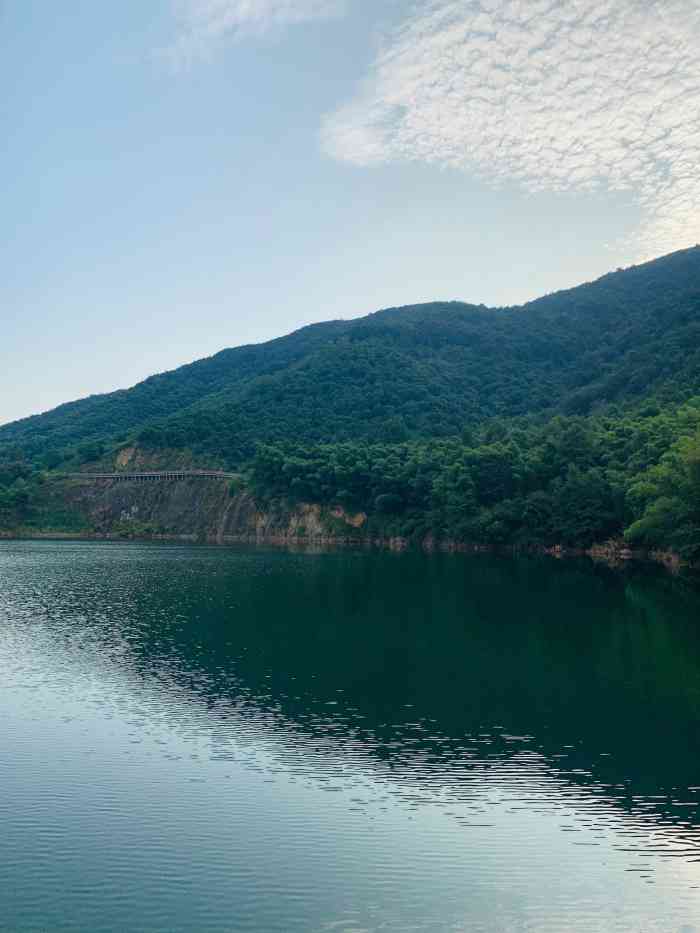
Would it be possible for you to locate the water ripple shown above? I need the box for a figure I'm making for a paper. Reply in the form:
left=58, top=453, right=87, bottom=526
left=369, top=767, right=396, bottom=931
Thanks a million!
left=1, top=541, right=699, bottom=931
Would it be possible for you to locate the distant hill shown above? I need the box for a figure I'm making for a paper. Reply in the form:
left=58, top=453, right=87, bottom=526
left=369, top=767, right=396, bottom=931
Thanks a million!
left=2, top=246, right=700, bottom=467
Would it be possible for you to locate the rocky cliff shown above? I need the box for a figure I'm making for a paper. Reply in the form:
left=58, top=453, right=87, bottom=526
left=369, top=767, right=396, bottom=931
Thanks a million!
left=54, top=477, right=368, bottom=545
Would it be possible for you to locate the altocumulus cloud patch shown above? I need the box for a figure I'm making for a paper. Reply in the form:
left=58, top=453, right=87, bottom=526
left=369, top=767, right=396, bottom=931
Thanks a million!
left=322, top=0, right=700, bottom=260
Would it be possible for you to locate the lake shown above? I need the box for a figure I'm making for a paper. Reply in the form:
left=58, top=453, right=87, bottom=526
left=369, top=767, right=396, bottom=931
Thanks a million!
left=1, top=541, right=699, bottom=932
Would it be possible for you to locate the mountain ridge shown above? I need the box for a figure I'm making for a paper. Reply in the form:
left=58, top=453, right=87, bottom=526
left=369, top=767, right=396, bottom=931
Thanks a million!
left=1, top=245, right=700, bottom=468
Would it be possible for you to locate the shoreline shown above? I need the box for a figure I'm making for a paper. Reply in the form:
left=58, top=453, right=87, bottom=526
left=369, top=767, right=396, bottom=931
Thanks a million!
left=0, top=527, right=689, bottom=574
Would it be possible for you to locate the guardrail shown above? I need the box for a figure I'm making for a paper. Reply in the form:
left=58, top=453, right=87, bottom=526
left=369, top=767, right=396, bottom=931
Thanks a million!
left=67, top=470, right=238, bottom=483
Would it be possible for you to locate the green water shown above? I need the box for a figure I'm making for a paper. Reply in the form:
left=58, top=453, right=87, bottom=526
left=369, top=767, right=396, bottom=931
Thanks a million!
left=1, top=541, right=699, bottom=931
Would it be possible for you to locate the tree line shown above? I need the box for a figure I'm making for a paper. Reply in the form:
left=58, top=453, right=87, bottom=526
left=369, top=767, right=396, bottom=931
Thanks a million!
left=250, top=400, right=700, bottom=560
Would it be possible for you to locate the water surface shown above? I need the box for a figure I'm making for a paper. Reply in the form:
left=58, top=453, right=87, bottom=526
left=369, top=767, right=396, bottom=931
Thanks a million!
left=1, top=542, right=700, bottom=931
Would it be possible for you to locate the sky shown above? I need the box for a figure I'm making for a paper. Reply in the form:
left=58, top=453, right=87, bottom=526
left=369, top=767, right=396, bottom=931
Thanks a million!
left=2, top=0, right=699, bottom=426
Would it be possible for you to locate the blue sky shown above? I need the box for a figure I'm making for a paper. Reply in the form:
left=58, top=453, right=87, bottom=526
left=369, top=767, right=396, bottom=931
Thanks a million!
left=3, top=0, right=698, bottom=425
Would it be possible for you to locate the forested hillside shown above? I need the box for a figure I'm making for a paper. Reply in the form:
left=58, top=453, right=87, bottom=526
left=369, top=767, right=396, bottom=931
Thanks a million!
left=2, top=246, right=700, bottom=467
left=1, top=246, right=699, bottom=560
left=251, top=402, right=700, bottom=561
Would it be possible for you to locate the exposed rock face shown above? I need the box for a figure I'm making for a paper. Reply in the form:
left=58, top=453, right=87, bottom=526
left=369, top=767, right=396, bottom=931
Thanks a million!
left=107, top=445, right=216, bottom=473
left=114, top=447, right=137, bottom=469
left=330, top=506, right=367, bottom=528
left=59, top=478, right=364, bottom=545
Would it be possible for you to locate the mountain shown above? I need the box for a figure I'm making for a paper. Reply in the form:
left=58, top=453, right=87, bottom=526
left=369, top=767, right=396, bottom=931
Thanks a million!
left=2, top=246, right=700, bottom=468
left=2, top=247, right=700, bottom=563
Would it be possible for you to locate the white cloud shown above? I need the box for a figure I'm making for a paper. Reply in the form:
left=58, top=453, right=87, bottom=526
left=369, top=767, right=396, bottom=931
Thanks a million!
left=169, top=0, right=344, bottom=63
left=322, top=0, right=700, bottom=260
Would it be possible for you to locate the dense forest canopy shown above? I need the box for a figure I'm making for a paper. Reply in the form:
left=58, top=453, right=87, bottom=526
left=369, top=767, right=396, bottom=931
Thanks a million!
left=2, top=246, right=700, bottom=558
left=250, top=402, right=700, bottom=560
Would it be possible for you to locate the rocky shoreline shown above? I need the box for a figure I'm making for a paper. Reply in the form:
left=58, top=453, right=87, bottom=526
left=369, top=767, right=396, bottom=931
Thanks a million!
left=0, top=526, right=689, bottom=575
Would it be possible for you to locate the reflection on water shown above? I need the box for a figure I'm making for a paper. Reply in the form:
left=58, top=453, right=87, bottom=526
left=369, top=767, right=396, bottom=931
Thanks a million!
left=1, top=541, right=699, bottom=931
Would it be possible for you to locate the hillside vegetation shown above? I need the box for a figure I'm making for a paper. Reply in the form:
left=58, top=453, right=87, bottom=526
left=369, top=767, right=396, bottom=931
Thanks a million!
left=1, top=246, right=700, bottom=559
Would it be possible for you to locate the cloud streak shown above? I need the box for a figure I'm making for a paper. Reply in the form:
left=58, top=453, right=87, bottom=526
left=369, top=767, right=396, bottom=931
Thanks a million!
left=169, top=0, right=344, bottom=63
left=322, top=0, right=700, bottom=259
